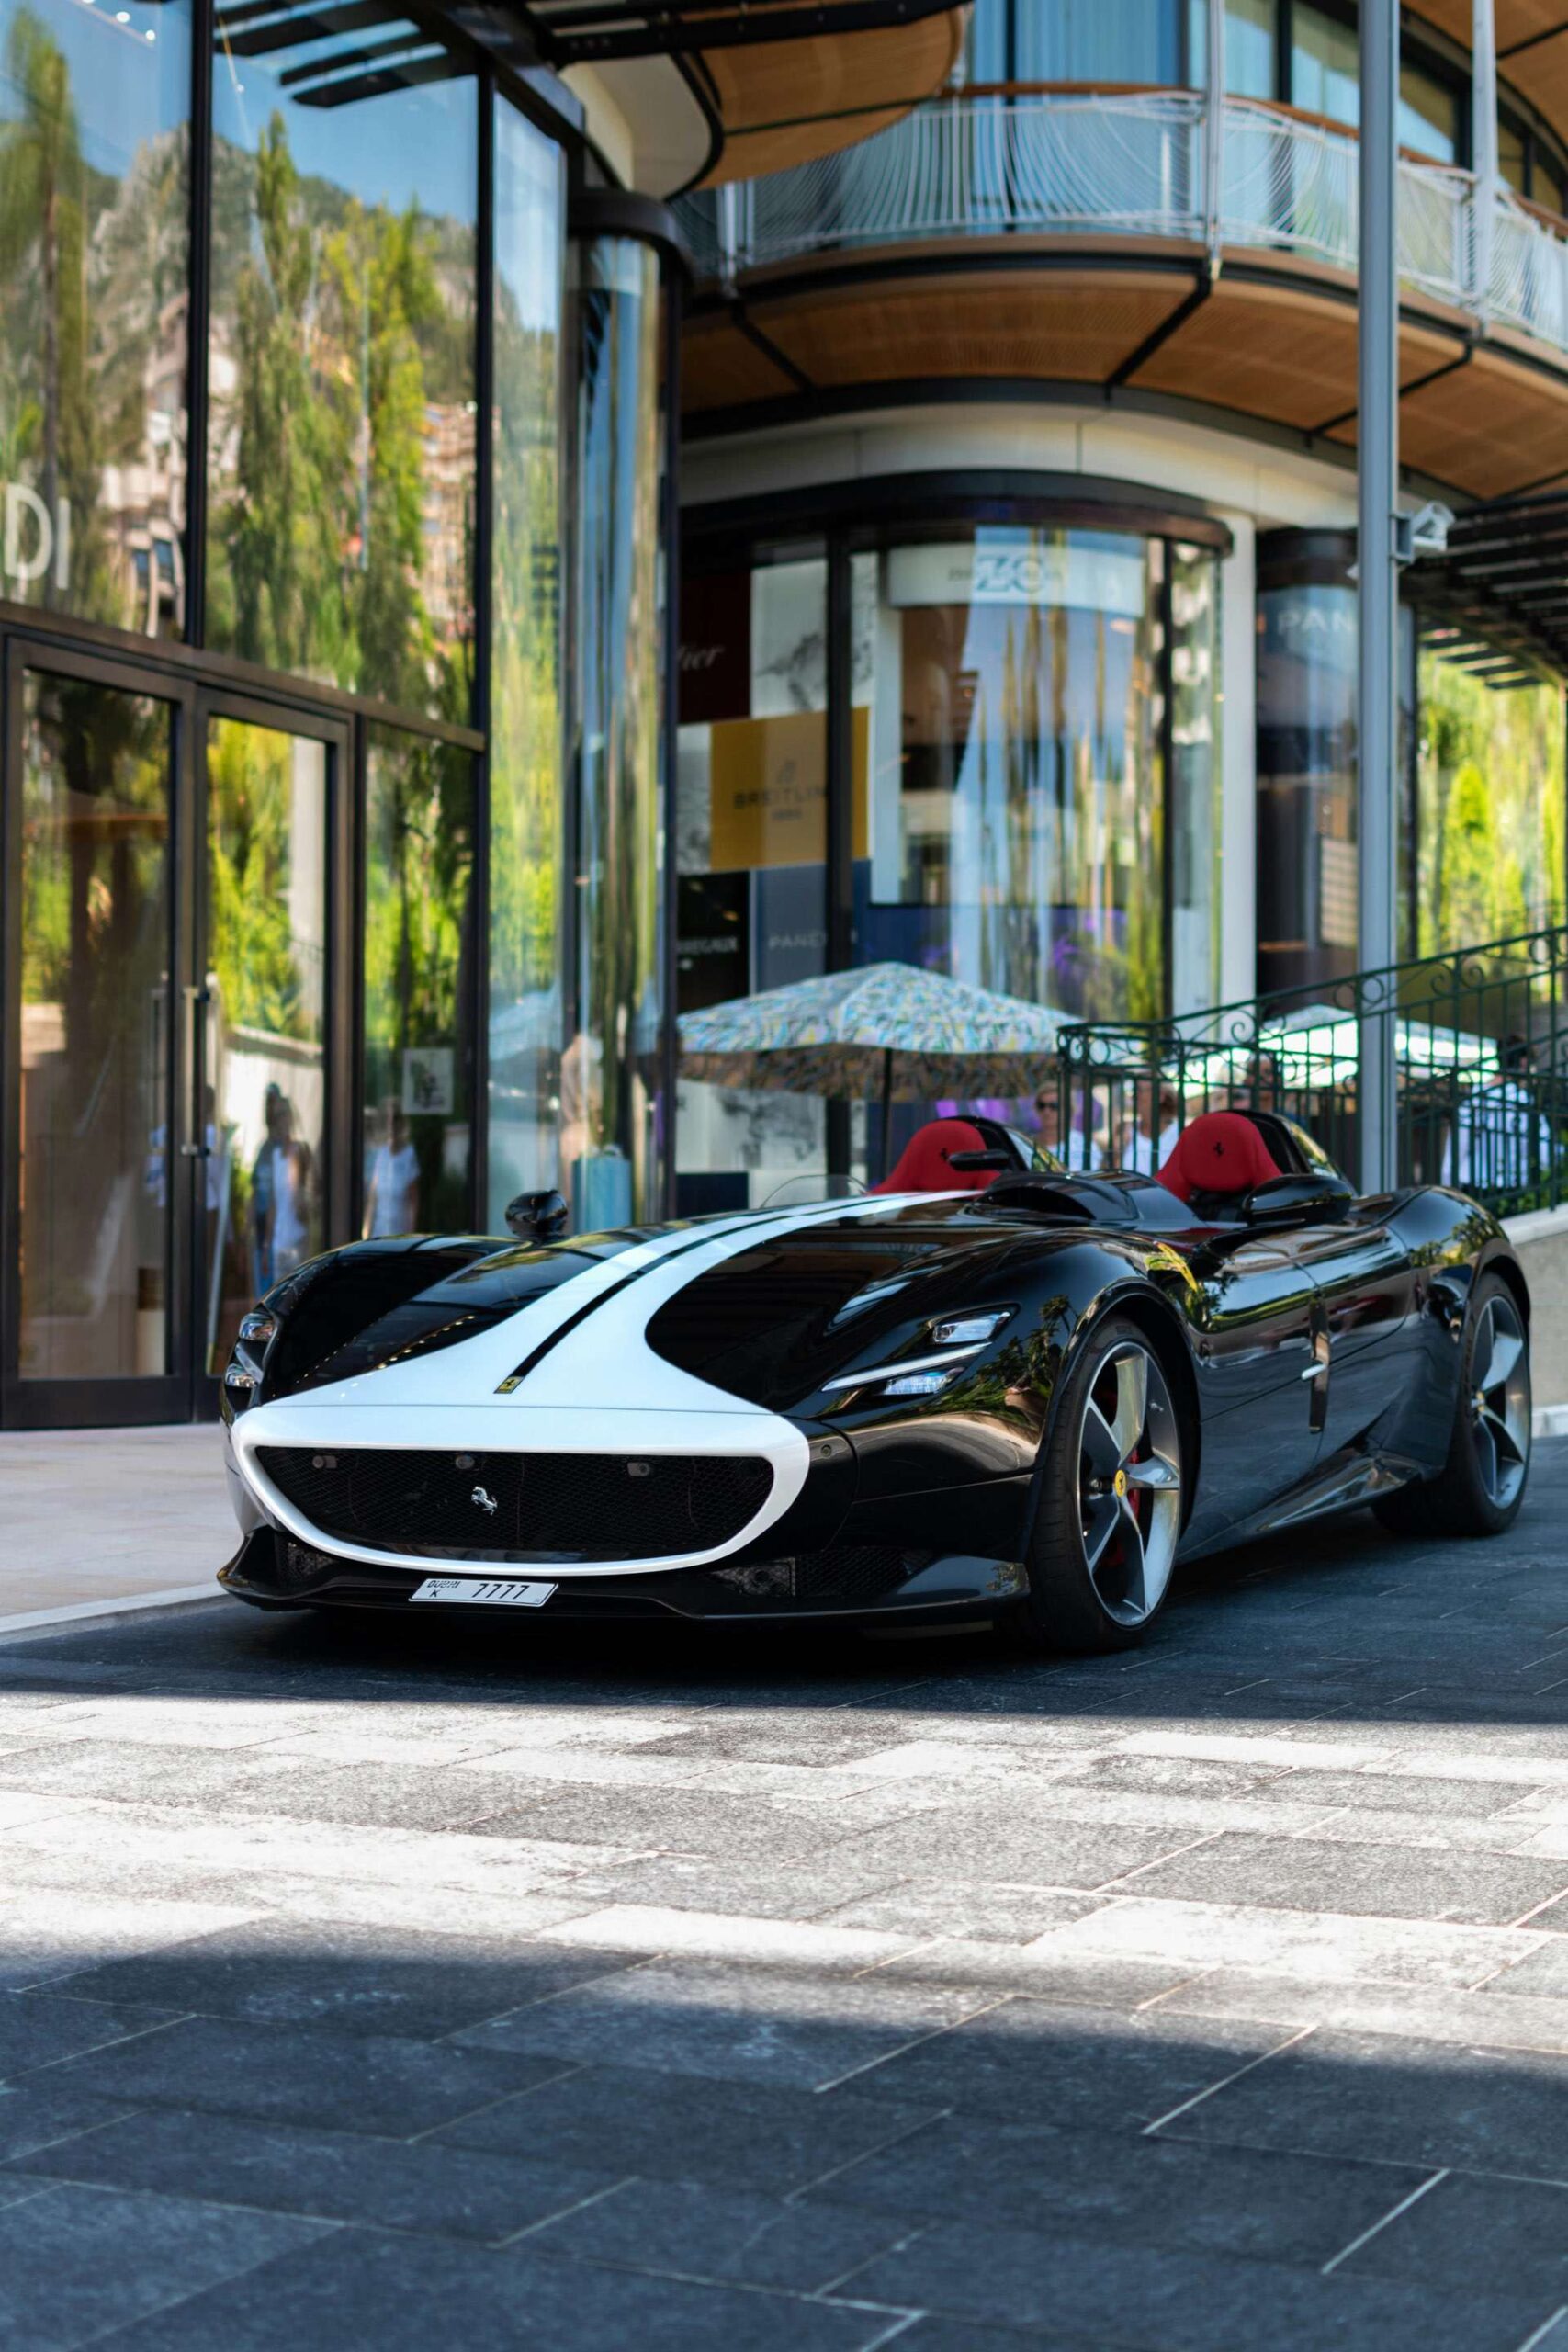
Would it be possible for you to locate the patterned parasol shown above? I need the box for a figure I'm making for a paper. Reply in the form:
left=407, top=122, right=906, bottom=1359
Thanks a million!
left=678, top=961, right=1062, bottom=1103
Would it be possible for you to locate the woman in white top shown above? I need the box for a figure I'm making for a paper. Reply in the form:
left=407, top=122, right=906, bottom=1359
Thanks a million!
left=364, top=1102, right=422, bottom=1238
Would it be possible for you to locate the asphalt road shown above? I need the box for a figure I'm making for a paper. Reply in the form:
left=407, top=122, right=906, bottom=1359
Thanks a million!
left=1, top=1450, right=1567, bottom=2348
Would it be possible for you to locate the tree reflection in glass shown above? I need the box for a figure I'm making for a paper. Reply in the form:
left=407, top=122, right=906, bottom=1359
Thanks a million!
left=205, top=17, right=476, bottom=718
left=363, top=727, right=474, bottom=1236
left=0, top=0, right=189, bottom=631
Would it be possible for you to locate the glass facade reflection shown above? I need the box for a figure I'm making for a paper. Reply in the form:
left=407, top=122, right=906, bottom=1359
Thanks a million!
left=206, top=7, right=477, bottom=716
left=0, top=12, right=702, bottom=1425
left=0, top=0, right=189, bottom=632
left=962, top=0, right=1556, bottom=188
left=1256, top=561, right=1359, bottom=999
left=678, top=514, right=1224, bottom=1191
left=486, top=96, right=565, bottom=1226
left=859, top=529, right=1174, bottom=1025
left=363, top=728, right=475, bottom=1235
left=1416, top=652, right=1568, bottom=956
left=205, top=714, right=328, bottom=1370
left=18, top=673, right=174, bottom=1381
left=675, top=548, right=830, bottom=1212
left=571, top=235, right=663, bottom=1228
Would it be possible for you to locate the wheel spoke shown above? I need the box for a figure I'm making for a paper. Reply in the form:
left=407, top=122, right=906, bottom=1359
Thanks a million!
left=1115, top=1498, right=1148, bottom=1616
left=1110, top=1351, right=1148, bottom=1463
left=1480, top=1321, right=1523, bottom=1394
left=1473, top=1415, right=1500, bottom=1499
left=1083, top=1494, right=1122, bottom=1571
left=1481, top=1403, right=1527, bottom=1467
left=1081, top=1400, right=1122, bottom=1479
left=1122, top=1457, right=1179, bottom=1494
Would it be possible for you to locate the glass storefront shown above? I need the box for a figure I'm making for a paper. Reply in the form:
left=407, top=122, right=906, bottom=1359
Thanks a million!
left=1257, top=532, right=1568, bottom=996
left=1256, top=559, right=1359, bottom=1000
left=859, top=530, right=1168, bottom=1023
left=675, top=546, right=830, bottom=1212
left=0, top=0, right=681, bottom=1424
left=677, top=506, right=1225, bottom=1199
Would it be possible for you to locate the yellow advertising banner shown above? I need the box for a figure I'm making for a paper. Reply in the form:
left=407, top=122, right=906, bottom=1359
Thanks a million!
left=708, top=707, right=868, bottom=872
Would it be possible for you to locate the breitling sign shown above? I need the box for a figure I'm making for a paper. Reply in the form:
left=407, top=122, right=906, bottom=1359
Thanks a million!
left=707, top=707, right=869, bottom=872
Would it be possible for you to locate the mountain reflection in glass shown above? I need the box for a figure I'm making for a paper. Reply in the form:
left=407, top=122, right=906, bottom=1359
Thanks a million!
left=205, top=3, right=477, bottom=718
left=0, top=0, right=190, bottom=632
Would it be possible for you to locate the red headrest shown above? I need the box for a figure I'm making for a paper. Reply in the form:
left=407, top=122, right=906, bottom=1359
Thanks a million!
left=1158, top=1112, right=1280, bottom=1204
left=874, top=1118, right=997, bottom=1196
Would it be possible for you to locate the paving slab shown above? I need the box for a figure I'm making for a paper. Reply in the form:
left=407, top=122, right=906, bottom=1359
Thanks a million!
left=0, top=1433, right=1567, bottom=2344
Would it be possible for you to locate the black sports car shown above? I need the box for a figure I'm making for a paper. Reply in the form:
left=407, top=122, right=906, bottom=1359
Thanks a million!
left=217, top=1108, right=1532, bottom=1652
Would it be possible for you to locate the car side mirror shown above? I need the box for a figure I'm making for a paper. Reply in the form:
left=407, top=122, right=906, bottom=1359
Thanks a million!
left=1241, top=1171, right=1356, bottom=1225
left=946, top=1149, right=1015, bottom=1172
left=505, top=1189, right=569, bottom=1243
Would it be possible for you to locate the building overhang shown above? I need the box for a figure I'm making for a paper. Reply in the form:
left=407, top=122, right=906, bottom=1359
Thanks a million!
left=1410, top=0, right=1568, bottom=155
left=682, top=247, right=1568, bottom=503
left=516, top=1, right=968, bottom=191
left=1404, top=489, right=1568, bottom=683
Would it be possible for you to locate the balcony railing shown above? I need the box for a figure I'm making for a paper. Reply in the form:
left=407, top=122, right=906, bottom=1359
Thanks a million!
left=678, top=91, right=1568, bottom=363
left=1055, top=926, right=1568, bottom=1219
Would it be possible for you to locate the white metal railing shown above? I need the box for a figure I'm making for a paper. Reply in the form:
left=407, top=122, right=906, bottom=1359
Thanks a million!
left=679, top=92, right=1568, bottom=364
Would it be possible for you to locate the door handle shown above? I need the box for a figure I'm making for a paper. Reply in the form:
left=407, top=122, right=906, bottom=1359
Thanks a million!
left=184, top=983, right=210, bottom=1159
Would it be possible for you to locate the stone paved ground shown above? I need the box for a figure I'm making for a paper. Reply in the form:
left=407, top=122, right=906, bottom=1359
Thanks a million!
left=2, top=1452, right=1568, bottom=2347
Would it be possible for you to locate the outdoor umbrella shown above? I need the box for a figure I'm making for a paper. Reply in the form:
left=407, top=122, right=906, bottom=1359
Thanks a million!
left=677, top=961, right=1062, bottom=1173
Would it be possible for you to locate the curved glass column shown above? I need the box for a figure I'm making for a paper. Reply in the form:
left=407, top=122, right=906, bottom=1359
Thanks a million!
left=858, top=526, right=1176, bottom=1028
left=570, top=232, right=663, bottom=1227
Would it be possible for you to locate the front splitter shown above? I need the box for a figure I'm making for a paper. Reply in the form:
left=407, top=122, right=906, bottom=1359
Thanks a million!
left=219, top=1527, right=1028, bottom=1624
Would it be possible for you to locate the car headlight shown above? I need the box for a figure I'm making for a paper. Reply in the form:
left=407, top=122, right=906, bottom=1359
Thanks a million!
left=221, top=1306, right=281, bottom=1419
left=825, top=1306, right=1017, bottom=1399
left=931, top=1311, right=1012, bottom=1347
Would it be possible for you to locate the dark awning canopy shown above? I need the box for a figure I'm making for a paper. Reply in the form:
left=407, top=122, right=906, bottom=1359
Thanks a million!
left=516, top=0, right=961, bottom=64
left=1405, top=490, right=1568, bottom=689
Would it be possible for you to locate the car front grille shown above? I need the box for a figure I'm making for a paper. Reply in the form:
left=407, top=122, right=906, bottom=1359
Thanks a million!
left=256, top=1446, right=773, bottom=1563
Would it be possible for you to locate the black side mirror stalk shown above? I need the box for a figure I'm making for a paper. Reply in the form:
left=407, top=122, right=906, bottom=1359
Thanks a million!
left=505, top=1189, right=569, bottom=1243
left=1241, top=1171, right=1356, bottom=1225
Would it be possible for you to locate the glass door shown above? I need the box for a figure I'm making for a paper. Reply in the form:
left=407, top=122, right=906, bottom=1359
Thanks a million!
left=197, top=698, right=348, bottom=1406
left=2, top=646, right=195, bottom=1426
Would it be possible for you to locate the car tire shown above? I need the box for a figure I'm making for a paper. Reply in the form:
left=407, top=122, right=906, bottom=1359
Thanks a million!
left=1006, top=1315, right=1186, bottom=1655
left=1372, top=1272, right=1531, bottom=1539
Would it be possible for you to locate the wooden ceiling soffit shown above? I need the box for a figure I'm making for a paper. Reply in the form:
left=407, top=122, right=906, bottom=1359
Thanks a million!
left=1131, top=279, right=1460, bottom=430
left=1406, top=0, right=1568, bottom=145
left=736, top=270, right=1195, bottom=390
left=682, top=309, right=805, bottom=411
left=696, top=11, right=966, bottom=186
left=1395, top=347, right=1568, bottom=496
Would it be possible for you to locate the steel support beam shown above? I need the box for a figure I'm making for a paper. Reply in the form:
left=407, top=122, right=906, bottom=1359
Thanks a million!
left=1358, top=0, right=1400, bottom=1195
left=1473, top=0, right=1499, bottom=315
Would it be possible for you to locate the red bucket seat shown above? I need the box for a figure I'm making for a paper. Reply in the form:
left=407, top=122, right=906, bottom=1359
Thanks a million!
left=1157, top=1111, right=1280, bottom=1206
left=874, top=1118, right=998, bottom=1195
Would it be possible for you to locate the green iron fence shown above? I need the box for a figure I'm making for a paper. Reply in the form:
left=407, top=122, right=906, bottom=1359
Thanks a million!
left=1055, top=926, right=1568, bottom=1218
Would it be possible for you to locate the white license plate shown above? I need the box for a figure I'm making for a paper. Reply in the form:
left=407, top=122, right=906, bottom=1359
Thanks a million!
left=409, top=1577, right=558, bottom=1610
